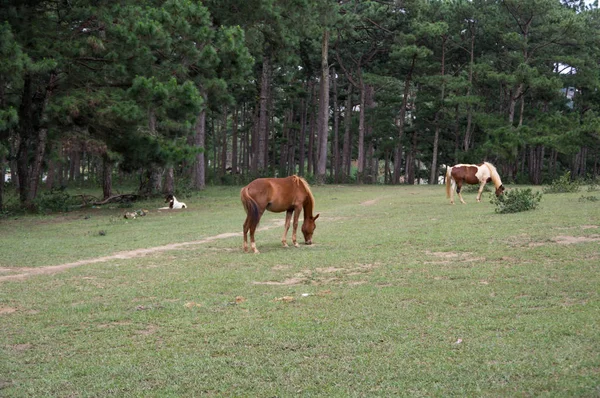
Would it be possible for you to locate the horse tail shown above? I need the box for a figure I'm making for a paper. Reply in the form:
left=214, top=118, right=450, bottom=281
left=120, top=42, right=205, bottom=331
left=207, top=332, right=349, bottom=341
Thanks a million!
left=445, top=167, right=453, bottom=198
left=240, top=186, right=260, bottom=229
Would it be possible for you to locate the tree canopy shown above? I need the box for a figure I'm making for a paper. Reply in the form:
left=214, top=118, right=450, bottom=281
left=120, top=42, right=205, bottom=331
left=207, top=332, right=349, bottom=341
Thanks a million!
left=1, top=0, right=599, bottom=210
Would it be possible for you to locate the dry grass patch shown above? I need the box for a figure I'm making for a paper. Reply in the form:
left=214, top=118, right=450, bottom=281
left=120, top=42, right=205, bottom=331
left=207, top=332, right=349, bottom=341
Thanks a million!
left=552, top=235, right=600, bottom=244
left=0, top=306, right=18, bottom=315
left=255, top=263, right=379, bottom=286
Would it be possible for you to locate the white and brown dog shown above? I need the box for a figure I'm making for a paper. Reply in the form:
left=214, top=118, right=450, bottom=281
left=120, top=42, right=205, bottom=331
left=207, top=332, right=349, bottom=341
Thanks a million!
left=160, top=194, right=187, bottom=209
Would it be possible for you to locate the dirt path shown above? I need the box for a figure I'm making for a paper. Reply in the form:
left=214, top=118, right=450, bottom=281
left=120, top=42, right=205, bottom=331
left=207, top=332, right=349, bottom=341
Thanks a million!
left=0, top=222, right=283, bottom=283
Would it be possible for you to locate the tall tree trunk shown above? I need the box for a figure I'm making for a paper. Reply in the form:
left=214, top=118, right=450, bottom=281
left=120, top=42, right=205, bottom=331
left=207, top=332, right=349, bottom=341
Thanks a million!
left=316, top=28, right=330, bottom=185
left=406, top=132, right=417, bottom=185
left=280, top=109, right=291, bottom=176
left=16, top=74, right=34, bottom=204
left=69, top=151, right=80, bottom=182
left=101, top=154, right=112, bottom=199
left=365, top=85, right=376, bottom=183
left=288, top=112, right=297, bottom=176
left=307, top=83, right=316, bottom=176
left=45, top=158, right=55, bottom=190
left=257, top=53, right=271, bottom=171
left=220, top=107, right=228, bottom=177
left=341, top=84, right=353, bottom=181
left=164, top=167, right=174, bottom=194
left=332, top=67, right=340, bottom=182
left=0, top=81, right=4, bottom=211
left=393, top=126, right=403, bottom=184
left=393, top=55, right=416, bottom=184
left=0, top=155, right=5, bottom=212
left=463, top=22, right=476, bottom=151
left=429, top=35, right=447, bottom=185
left=143, top=108, right=163, bottom=195
left=27, top=127, right=47, bottom=204
left=384, top=150, right=390, bottom=184
left=508, top=17, right=530, bottom=128
left=454, top=104, right=460, bottom=164
left=192, top=100, right=207, bottom=190
left=232, top=107, right=238, bottom=175
left=357, top=79, right=366, bottom=184
left=17, top=73, right=55, bottom=208
left=242, top=104, right=249, bottom=176
left=250, top=102, right=258, bottom=174
left=298, top=90, right=307, bottom=176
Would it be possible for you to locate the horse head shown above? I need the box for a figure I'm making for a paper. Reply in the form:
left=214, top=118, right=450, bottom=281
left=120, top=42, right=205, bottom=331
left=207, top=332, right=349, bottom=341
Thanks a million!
left=301, top=214, right=320, bottom=245
left=495, top=185, right=505, bottom=197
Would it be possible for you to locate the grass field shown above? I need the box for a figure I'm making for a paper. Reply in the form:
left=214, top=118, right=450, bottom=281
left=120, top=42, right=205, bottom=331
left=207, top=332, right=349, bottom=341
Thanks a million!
left=1, top=184, right=599, bottom=397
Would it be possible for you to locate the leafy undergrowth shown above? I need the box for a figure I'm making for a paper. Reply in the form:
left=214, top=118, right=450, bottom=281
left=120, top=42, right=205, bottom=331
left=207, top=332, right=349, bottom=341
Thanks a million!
left=491, top=187, right=542, bottom=213
left=543, top=171, right=580, bottom=194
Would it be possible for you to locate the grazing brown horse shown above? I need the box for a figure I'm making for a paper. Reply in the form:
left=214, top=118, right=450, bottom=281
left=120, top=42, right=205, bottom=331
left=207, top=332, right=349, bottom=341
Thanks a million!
left=240, top=175, right=319, bottom=253
left=445, top=162, right=505, bottom=204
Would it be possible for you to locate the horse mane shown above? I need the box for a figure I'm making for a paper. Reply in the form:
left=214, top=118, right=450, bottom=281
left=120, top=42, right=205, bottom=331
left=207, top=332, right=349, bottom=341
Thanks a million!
left=483, top=162, right=503, bottom=188
left=292, top=175, right=315, bottom=213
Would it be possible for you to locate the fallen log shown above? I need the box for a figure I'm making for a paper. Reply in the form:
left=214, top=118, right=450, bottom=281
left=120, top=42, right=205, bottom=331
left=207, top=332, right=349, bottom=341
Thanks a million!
left=92, top=194, right=140, bottom=205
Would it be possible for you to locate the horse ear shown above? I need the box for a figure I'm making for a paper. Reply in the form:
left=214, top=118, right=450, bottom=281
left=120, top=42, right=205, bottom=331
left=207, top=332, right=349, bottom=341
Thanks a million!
left=313, top=214, right=320, bottom=221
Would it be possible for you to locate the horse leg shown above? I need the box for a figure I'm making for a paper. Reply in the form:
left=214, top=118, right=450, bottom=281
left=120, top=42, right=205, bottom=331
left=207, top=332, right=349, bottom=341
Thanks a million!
left=476, top=182, right=486, bottom=202
left=291, top=208, right=301, bottom=247
left=450, top=180, right=456, bottom=204
left=281, top=210, right=293, bottom=247
left=249, top=210, right=264, bottom=254
left=243, top=217, right=250, bottom=252
left=457, top=182, right=467, bottom=204
left=249, top=222, right=260, bottom=254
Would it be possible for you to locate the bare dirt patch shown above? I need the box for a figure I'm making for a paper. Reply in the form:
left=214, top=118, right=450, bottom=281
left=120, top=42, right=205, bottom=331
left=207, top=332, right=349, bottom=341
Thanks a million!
left=135, top=325, right=159, bottom=336
left=254, top=264, right=379, bottom=286
left=272, top=264, right=292, bottom=271
left=424, top=251, right=483, bottom=264
left=553, top=235, right=600, bottom=245
left=253, top=277, right=307, bottom=286
left=315, top=267, right=347, bottom=273
left=360, top=199, right=378, bottom=206
left=0, top=223, right=285, bottom=283
left=11, top=343, right=32, bottom=351
left=0, top=307, right=18, bottom=315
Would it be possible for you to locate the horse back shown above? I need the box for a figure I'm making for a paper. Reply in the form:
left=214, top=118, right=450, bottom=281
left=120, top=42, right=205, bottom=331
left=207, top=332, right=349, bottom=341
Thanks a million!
left=451, top=165, right=481, bottom=185
left=245, top=176, right=302, bottom=212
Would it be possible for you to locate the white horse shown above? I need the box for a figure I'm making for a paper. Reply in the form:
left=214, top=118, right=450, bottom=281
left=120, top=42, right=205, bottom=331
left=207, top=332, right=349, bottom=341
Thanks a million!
left=160, top=194, right=187, bottom=209
left=445, top=162, right=505, bottom=204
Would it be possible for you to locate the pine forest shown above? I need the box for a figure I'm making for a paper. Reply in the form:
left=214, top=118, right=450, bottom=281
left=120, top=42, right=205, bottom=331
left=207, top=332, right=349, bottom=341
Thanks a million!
left=1, top=0, right=600, bottom=210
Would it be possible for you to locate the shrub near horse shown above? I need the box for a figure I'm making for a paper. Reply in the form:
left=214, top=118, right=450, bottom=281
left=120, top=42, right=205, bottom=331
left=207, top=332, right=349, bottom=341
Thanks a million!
left=240, top=175, right=319, bottom=254
left=446, top=162, right=505, bottom=204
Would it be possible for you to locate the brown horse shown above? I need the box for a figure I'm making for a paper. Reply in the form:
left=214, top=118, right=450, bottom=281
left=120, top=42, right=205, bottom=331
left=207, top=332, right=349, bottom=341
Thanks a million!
left=445, top=162, right=505, bottom=204
left=240, top=175, right=319, bottom=253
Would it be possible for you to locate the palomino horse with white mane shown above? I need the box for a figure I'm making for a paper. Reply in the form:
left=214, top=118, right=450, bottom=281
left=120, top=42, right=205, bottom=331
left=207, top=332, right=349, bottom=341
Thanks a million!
left=240, top=175, right=319, bottom=254
left=446, top=162, right=505, bottom=204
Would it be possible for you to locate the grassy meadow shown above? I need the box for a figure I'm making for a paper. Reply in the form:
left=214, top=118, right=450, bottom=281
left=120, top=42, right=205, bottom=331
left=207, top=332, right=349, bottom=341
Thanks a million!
left=0, top=184, right=599, bottom=397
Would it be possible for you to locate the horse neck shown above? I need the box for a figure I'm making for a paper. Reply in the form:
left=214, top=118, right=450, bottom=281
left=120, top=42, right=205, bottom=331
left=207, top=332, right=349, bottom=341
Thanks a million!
left=303, top=197, right=314, bottom=219
left=486, top=164, right=503, bottom=188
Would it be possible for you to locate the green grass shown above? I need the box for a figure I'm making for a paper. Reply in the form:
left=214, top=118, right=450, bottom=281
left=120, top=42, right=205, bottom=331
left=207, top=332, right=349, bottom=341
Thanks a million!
left=1, top=185, right=599, bottom=397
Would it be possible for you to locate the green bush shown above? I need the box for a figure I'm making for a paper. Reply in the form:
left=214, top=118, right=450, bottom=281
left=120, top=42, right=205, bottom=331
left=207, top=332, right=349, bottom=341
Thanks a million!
left=491, top=188, right=542, bottom=214
left=578, top=195, right=598, bottom=202
left=543, top=172, right=580, bottom=194
left=34, top=188, right=79, bottom=213
left=586, top=175, right=599, bottom=192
